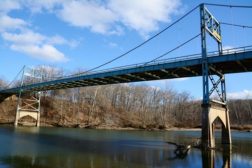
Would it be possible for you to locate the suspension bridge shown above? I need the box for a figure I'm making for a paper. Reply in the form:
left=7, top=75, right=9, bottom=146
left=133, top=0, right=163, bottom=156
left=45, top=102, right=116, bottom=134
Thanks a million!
left=0, top=3, right=252, bottom=149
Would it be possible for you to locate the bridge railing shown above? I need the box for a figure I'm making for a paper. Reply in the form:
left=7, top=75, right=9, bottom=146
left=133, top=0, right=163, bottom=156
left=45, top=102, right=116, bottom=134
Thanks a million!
left=21, top=45, right=252, bottom=84
left=2, top=45, right=252, bottom=90
left=61, top=45, right=252, bottom=78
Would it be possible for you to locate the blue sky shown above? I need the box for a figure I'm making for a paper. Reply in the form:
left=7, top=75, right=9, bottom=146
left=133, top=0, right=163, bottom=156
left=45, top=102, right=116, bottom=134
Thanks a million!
left=0, top=0, right=252, bottom=99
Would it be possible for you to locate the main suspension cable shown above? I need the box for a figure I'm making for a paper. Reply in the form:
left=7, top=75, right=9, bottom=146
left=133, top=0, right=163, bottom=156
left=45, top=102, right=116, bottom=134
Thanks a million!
left=83, top=5, right=200, bottom=73
left=42, top=33, right=201, bottom=80
left=4, top=66, right=25, bottom=89
left=205, top=3, right=252, bottom=8
left=144, top=33, right=201, bottom=65
left=220, top=22, right=252, bottom=29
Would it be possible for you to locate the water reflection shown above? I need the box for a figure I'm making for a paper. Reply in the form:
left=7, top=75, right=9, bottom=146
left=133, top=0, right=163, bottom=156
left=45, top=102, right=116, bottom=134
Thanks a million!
left=202, top=146, right=231, bottom=168
left=14, top=127, right=40, bottom=134
left=1, top=156, right=49, bottom=168
left=0, top=127, right=251, bottom=168
left=0, top=148, right=233, bottom=168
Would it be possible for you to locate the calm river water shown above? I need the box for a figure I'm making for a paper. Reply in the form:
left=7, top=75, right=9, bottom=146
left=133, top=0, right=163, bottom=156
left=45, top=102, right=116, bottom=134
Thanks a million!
left=0, top=127, right=251, bottom=168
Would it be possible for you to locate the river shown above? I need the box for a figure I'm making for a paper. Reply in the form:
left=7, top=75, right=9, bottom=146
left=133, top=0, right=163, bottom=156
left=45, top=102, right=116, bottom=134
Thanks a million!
left=0, top=127, right=251, bottom=168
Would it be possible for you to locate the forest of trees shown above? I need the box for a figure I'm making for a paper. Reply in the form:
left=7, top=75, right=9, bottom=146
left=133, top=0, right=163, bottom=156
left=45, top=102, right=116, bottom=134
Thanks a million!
left=0, top=66, right=251, bottom=130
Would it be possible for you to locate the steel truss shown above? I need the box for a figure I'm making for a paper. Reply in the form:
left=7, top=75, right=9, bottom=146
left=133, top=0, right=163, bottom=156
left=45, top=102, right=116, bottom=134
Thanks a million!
left=14, top=67, right=42, bottom=127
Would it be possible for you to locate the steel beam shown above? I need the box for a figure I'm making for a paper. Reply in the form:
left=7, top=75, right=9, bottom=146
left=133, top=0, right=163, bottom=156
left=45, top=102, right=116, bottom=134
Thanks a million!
left=88, top=79, right=107, bottom=85
left=125, top=74, right=146, bottom=81
left=160, top=69, right=179, bottom=78
left=112, top=76, right=131, bottom=82
left=209, top=66, right=223, bottom=77
left=237, top=61, right=248, bottom=71
left=182, top=67, right=199, bottom=75
left=101, top=77, right=120, bottom=84
left=144, top=72, right=160, bottom=79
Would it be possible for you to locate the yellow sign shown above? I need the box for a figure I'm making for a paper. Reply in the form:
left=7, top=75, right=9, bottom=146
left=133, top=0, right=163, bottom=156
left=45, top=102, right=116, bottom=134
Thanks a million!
left=212, top=30, right=221, bottom=42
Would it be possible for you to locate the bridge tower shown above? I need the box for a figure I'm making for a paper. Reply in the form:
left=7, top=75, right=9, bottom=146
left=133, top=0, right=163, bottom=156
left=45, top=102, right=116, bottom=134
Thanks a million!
left=14, top=67, right=41, bottom=127
left=200, top=4, right=231, bottom=148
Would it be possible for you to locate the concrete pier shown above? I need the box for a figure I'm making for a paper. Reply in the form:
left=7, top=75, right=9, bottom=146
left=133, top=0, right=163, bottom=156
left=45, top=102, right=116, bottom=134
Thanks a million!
left=201, top=101, right=231, bottom=148
left=15, top=93, right=41, bottom=127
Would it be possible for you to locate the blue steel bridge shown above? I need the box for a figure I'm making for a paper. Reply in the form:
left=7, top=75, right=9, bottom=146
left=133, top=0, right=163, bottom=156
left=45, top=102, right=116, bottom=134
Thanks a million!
left=0, top=46, right=252, bottom=97
left=0, top=3, right=252, bottom=149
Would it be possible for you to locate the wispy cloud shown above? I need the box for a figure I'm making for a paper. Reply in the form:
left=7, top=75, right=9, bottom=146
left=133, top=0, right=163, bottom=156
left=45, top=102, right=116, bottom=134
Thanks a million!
left=20, top=0, right=63, bottom=13
left=29, top=0, right=182, bottom=37
left=108, top=0, right=181, bottom=38
left=0, top=0, right=21, bottom=13
left=0, top=15, right=27, bottom=32
left=47, top=35, right=78, bottom=48
left=1, top=30, right=73, bottom=62
left=58, top=1, right=119, bottom=35
left=108, top=42, right=118, bottom=48
left=222, top=45, right=236, bottom=54
left=227, top=90, right=252, bottom=99
left=0, top=0, right=182, bottom=61
left=0, top=0, right=78, bottom=62
left=2, top=31, right=45, bottom=45
left=11, top=44, right=68, bottom=62
left=170, top=77, right=189, bottom=82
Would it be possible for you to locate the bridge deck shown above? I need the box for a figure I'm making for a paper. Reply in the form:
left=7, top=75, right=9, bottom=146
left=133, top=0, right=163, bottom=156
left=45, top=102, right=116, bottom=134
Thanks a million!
left=1, top=49, right=252, bottom=95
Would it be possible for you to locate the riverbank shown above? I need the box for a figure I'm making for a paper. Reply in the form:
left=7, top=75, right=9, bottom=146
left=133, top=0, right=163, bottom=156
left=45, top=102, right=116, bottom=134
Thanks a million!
left=1, top=96, right=252, bottom=134
left=0, top=121, right=251, bottom=132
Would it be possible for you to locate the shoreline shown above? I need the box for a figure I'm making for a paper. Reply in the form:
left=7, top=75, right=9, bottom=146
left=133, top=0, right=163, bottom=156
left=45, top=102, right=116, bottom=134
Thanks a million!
left=0, top=122, right=251, bottom=132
